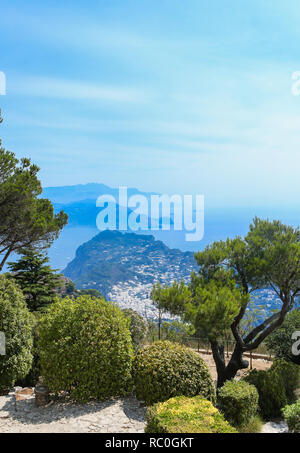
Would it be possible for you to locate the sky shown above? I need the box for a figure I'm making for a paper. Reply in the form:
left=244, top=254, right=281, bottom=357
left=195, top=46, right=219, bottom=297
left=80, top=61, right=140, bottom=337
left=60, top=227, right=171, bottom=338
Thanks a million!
left=1, top=0, right=300, bottom=209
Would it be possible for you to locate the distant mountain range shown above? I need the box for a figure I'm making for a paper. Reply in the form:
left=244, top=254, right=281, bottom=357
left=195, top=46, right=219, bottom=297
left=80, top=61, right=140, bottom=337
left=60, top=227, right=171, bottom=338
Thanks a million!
left=43, top=183, right=156, bottom=204
left=63, top=230, right=197, bottom=317
left=43, top=183, right=300, bottom=273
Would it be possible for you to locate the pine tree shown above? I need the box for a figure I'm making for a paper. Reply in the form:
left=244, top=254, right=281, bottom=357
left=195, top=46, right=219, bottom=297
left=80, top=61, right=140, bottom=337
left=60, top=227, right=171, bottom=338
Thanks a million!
left=7, top=248, right=62, bottom=311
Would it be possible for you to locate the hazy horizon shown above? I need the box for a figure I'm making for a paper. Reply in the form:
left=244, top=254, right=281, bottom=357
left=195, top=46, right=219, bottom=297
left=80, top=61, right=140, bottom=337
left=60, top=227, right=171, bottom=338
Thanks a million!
left=1, top=0, right=300, bottom=210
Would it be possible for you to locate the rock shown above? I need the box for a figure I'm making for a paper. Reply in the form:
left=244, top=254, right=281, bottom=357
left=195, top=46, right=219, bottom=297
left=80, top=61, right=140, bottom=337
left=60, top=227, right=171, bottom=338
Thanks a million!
left=261, top=421, right=288, bottom=433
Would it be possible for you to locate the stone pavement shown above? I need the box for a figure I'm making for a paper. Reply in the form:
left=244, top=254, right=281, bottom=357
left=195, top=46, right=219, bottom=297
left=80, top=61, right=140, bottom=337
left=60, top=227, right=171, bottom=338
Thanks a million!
left=0, top=391, right=146, bottom=433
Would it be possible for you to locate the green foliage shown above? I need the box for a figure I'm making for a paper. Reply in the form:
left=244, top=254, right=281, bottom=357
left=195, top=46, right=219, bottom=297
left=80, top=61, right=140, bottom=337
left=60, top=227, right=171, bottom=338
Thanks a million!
left=145, top=396, right=237, bottom=433
left=77, top=288, right=103, bottom=298
left=0, top=139, right=67, bottom=271
left=8, top=248, right=62, bottom=311
left=270, top=359, right=300, bottom=403
left=122, top=309, right=148, bottom=351
left=161, top=320, right=195, bottom=344
left=238, top=415, right=263, bottom=433
left=244, top=360, right=300, bottom=421
left=217, top=380, right=259, bottom=427
left=38, top=296, right=134, bottom=402
left=282, top=399, right=300, bottom=433
left=244, top=369, right=288, bottom=420
left=15, top=312, right=42, bottom=387
left=186, top=277, right=247, bottom=341
left=0, top=275, right=33, bottom=390
left=266, top=309, right=300, bottom=362
left=133, top=340, right=216, bottom=406
left=151, top=281, right=190, bottom=317
left=151, top=218, right=300, bottom=388
left=58, top=278, right=103, bottom=299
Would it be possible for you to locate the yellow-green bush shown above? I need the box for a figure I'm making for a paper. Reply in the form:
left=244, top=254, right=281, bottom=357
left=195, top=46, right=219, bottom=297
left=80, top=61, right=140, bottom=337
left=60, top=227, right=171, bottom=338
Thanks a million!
left=133, top=341, right=216, bottom=406
left=0, top=276, right=33, bottom=391
left=145, top=396, right=237, bottom=433
left=38, top=296, right=134, bottom=402
left=218, top=380, right=259, bottom=427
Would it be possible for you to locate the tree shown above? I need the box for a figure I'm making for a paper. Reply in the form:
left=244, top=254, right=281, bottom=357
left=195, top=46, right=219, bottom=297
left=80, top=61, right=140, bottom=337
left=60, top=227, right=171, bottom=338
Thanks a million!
left=265, top=309, right=300, bottom=364
left=122, top=308, right=148, bottom=350
left=151, top=280, right=190, bottom=340
left=161, top=320, right=195, bottom=344
left=8, top=248, right=62, bottom=311
left=153, top=218, right=300, bottom=387
left=0, top=134, right=67, bottom=271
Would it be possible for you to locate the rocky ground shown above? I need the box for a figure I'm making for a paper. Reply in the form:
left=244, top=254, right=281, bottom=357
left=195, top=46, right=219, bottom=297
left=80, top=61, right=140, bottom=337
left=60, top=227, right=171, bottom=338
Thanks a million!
left=0, top=391, right=146, bottom=433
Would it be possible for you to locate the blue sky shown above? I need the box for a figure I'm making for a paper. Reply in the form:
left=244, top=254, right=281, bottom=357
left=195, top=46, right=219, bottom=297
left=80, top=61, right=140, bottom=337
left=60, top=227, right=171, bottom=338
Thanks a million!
left=1, top=0, right=300, bottom=208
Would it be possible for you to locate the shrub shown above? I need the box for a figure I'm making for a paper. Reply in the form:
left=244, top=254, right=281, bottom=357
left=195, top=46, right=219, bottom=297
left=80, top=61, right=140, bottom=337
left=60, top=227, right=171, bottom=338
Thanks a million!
left=133, top=340, right=216, bottom=406
left=238, top=415, right=263, bottom=433
left=282, top=399, right=300, bottom=433
left=270, top=359, right=300, bottom=403
left=15, top=312, right=42, bottom=387
left=244, top=368, right=287, bottom=420
left=145, top=396, right=237, bottom=433
left=38, top=296, right=134, bottom=402
left=122, top=309, right=148, bottom=351
left=0, top=276, right=33, bottom=391
left=218, top=380, right=259, bottom=427
left=266, top=310, right=300, bottom=362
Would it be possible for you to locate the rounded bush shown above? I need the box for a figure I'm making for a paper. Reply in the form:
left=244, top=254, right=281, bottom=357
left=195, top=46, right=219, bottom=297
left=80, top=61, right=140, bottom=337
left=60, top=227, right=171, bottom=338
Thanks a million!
left=38, top=296, right=134, bottom=402
left=244, top=368, right=287, bottom=420
left=145, top=396, right=237, bottom=433
left=218, top=380, right=259, bottom=427
left=0, top=276, right=33, bottom=391
left=282, top=400, right=300, bottom=433
left=133, top=340, right=216, bottom=406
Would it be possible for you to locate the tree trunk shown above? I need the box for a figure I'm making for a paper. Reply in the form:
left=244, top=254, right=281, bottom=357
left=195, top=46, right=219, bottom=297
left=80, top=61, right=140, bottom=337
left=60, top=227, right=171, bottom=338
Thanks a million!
left=222, top=344, right=249, bottom=384
left=210, top=341, right=226, bottom=388
left=0, top=247, right=12, bottom=272
left=211, top=341, right=249, bottom=388
left=158, top=310, right=161, bottom=340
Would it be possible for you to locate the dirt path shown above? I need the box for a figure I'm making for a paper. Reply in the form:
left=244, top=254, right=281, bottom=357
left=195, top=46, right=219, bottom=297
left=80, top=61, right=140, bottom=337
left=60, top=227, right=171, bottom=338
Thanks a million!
left=0, top=392, right=146, bottom=433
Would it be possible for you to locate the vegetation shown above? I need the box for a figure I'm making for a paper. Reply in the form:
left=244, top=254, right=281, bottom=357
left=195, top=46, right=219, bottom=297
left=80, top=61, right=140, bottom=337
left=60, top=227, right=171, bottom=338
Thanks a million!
left=266, top=309, right=300, bottom=364
left=151, top=218, right=300, bottom=387
left=244, top=368, right=288, bottom=419
left=270, top=359, right=300, bottom=402
left=58, top=278, right=103, bottom=299
left=0, top=138, right=67, bottom=271
left=145, top=396, right=237, bottom=433
left=122, top=309, right=148, bottom=351
left=238, top=415, right=263, bottom=433
left=133, top=340, right=216, bottom=406
left=8, top=248, right=62, bottom=311
left=161, top=320, right=195, bottom=344
left=217, top=380, right=259, bottom=427
left=0, top=275, right=33, bottom=391
left=38, top=296, right=134, bottom=402
left=15, top=312, right=42, bottom=387
left=282, top=399, right=300, bottom=433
